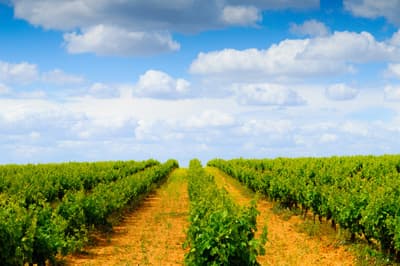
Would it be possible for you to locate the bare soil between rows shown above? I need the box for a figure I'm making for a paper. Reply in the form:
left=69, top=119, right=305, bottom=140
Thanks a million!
left=64, top=167, right=356, bottom=265
left=207, top=167, right=356, bottom=266
left=64, top=168, right=189, bottom=266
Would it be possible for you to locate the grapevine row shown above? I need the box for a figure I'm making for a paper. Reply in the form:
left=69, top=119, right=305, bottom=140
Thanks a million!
left=208, top=156, right=400, bottom=258
left=185, top=159, right=266, bottom=265
left=0, top=159, right=178, bottom=266
left=0, top=159, right=159, bottom=205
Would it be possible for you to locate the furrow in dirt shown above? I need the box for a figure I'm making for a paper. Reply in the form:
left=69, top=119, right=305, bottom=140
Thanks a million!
left=65, top=168, right=189, bottom=266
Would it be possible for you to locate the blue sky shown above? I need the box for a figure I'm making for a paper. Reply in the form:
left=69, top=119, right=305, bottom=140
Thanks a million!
left=1, top=0, right=400, bottom=165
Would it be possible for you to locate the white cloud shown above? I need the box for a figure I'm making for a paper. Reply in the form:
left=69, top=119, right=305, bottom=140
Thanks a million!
left=9, top=0, right=318, bottom=56
left=0, top=99, right=60, bottom=124
left=88, top=82, right=119, bottom=98
left=340, top=121, right=369, bottom=136
left=240, top=119, right=293, bottom=135
left=301, top=31, right=397, bottom=63
left=234, top=83, right=305, bottom=105
left=391, top=30, right=400, bottom=46
left=1, top=92, right=400, bottom=164
left=0, top=61, right=39, bottom=84
left=190, top=30, right=400, bottom=81
left=185, top=110, right=235, bottom=128
left=325, top=83, right=358, bottom=101
left=69, top=115, right=137, bottom=140
left=133, top=120, right=184, bottom=142
left=0, top=61, right=85, bottom=87
left=190, top=44, right=347, bottom=79
left=29, top=131, right=41, bottom=140
left=385, top=63, right=400, bottom=78
left=384, top=85, right=400, bottom=101
left=344, top=0, right=400, bottom=25
left=290, top=19, right=329, bottom=37
left=0, top=84, right=11, bottom=95
left=227, top=0, right=318, bottom=10
left=134, top=120, right=157, bottom=141
left=320, top=133, right=338, bottom=143
left=12, top=0, right=318, bottom=32
left=116, top=85, right=134, bottom=99
left=17, top=90, right=47, bottom=99
left=135, top=70, right=190, bottom=98
left=64, top=25, right=180, bottom=56
left=222, top=5, right=261, bottom=26
left=42, top=69, right=85, bottom=85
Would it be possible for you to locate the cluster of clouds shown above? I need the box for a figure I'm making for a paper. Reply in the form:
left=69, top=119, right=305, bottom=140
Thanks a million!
left=0, top=59, right=192, bottom=99
left=0, top=61, right=87, bottom=98
left=344, top=0, right=400, bottom=26
left=3, top=0, right=400, bottom=105
left=9, top=0, right=318, bottom=56
left=2, top=92, right=400, bottom=164
left=0, top=61, right=84, bottom=86
left=1, top=0, right=400, bottom=163
left=190, top=30, right=400, bottom=80
left=5, top=0, right=399, bottom=57
left=290, top=19, right=330, bottom=37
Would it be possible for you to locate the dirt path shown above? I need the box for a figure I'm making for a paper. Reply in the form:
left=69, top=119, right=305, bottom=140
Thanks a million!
left=65, top=168, right=189, bottom=266
left=207, top=167, right=356, bottom=266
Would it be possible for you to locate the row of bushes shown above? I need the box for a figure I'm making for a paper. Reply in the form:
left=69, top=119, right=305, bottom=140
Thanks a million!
left=0, top=159, right=178, bottom=266
left=185, top=159, right=266, bottom=265
left=0, top=159, right=159, bottom=205
left=208, top=156, right=400, bottom=259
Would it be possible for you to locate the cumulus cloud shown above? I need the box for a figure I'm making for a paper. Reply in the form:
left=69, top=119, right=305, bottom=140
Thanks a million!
left=64, top=25, right=180, bottom=56
left=344, top=0, right=400, bottom=25
left=234, top=83, right=305, bottom=106
left=0, top=83, right=11, bottom=95
left=391, top=30, right=400, bottom=46
left=0, top=61, right=39, bottom=84
left=190, top=30, right=400, bottom=80
left=134, top=70, right=190, bottom=98
left=185, top=110, right=235, bottom=128
left=385, top=63, right=400, bottom=78
left=340, top=121, right=369, bottom=136
left=17, top=90, right=47, bottom=99
left=1, top=92, right=400, bottom=164
left=384, top=85, right=400, bottom=101
left=222, top=5, right=261, bottom=26
left=70, top=115, right=137, bottom=140
left=300, top=31, right=397, bottom=63
left=135, top=120, right=157, bottom=141
left=12, top=0, right=318, bottom=31
left=320, top=133, right=338, bottom=143
left=240, top=119, right=293, bottom=135
left=10, top=0, right=319, bottom=56
left=227, top=0, right=319, bottom=10
left=290, top=19, right=329, bottom=37
left=190, top=44, right=348, bottom=80
left=0, top=60, right=87, bottom=87
left=42, top=69, right=85, bottom=85
left=87, top=83, right=120, bottom=98
left=325, top=83, right=358, bottom=101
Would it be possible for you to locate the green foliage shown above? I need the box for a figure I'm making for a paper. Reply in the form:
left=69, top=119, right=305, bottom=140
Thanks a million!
left=0, top=159, right=178, bottom=265
left=208, top=155, right=400, bottom=260
left=185, top=159, right=266, bottom=266
left=0, top=159, right=159, bottom=205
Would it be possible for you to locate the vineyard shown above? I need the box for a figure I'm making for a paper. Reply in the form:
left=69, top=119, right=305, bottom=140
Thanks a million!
left=0, top=159, right=178, bottom=265
left=1, top=155, right=400, bottom=265
left=208, top=155, right=400, bottom=261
